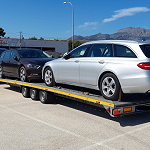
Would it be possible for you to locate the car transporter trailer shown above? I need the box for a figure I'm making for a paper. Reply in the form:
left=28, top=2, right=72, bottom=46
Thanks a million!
left=0, top=78, right=150, bottom=117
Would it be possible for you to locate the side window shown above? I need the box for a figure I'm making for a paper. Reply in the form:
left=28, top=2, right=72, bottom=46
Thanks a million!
left=0, top=52, right=6, bottom=58
left=87, top=44, right=112, bottom=57
left=69, top=45, right=89, bottom=58
left=114, top=45, right=137, bottom=58
left=3, top=51, right=11, bottom=59
left=10, top=51, right=19, bottom=59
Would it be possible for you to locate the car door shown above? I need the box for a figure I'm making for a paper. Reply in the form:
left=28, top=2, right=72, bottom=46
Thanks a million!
left=79, top=44, right=113, bottom=88
left=58, top=45, right=89, bottom=85
left=9, top=50, right=20, bottom=77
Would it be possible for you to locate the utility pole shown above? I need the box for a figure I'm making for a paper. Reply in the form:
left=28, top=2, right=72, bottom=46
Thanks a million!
left=20, top=31, right=22, bottom=48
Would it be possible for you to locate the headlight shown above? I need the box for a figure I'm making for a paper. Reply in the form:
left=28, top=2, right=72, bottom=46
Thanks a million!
left=26, top=64, right=41, bottom=69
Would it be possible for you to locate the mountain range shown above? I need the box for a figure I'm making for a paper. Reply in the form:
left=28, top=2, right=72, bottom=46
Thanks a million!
left=69, top=27, right=150, bottom=41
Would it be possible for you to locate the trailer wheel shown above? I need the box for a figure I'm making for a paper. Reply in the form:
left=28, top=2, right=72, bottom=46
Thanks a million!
left=22, top=86, right=30, bottom=98
left=100, top=73, right=121, bottom=101
left=30, top=88, right=39, bottom=100
left=39, top=90, right=54, bottom=104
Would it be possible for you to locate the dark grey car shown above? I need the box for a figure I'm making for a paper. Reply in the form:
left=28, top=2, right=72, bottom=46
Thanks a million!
left=0, top=48, right=7, bottom=56
left=0, top=48, right=53, bottom=81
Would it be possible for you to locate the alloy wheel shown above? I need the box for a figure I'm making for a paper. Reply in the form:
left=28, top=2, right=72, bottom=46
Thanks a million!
left=20, top=67, right=27, bottom=82
left=44, top=69, right=53, bottom=85
left=101, top=76, right=116, bottom=97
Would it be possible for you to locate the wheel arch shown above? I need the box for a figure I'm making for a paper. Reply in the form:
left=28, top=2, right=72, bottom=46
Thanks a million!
left=42, top=64, right=54, bottom=79
left=42, top=66, right=51, bottom=79
left=98, top=71, right=121, bottom=90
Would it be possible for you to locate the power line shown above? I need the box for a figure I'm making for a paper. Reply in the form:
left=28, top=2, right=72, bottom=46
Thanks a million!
left=6, top=32, right=67, bottom=40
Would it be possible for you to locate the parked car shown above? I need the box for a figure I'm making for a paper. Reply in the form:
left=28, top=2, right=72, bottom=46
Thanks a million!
left=0, top=48, right=7, bottom=56
left=42, top=40, right=150, bottom=101
left=0, top=48, right=53, bottom=81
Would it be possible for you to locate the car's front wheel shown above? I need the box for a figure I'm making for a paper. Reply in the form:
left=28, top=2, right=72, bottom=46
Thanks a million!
left=44, top=67, right=55, bottom=87
left=100, top=73, right=121, bottom=101
left=19, top=66, right=27, bottom=82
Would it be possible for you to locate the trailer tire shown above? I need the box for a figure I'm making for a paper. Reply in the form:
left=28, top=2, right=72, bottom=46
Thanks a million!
left=22, top=86, right=30, bottom=98
left=30, top=88, right=39, bottom=100
left=39, top=91, right=54, bottom=104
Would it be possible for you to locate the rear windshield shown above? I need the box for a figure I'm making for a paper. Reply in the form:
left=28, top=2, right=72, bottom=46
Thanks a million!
left=140, top=44, right=150, bottom=58
left=18, top=50, right=51, bottom=58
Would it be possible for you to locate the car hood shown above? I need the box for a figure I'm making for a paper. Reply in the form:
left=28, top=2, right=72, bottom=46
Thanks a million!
left=21, top=58, right=54, bottom=66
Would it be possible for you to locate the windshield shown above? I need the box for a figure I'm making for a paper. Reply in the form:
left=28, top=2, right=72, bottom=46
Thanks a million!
left=0, top=49, right=6, bottom=55
left=140, top=44, right=150, bottom=58
left=18, top=50, right=51, bottom=58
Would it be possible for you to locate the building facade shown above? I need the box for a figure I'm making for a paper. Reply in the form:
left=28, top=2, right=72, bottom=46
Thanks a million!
left=0, top=38, right=68, bottom=57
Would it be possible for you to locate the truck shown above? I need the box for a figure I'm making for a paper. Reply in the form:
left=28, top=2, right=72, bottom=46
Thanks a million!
left=0, top=78, right=150, bottom=117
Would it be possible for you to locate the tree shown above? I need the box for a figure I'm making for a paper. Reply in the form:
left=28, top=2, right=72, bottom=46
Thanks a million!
left=53, top=39, right=59, bottom=41
left=68, top=40, right=72, bottom=51
left=28, top=36, right=37, bottom=40
left=0, top=27, right=6, bottom=37
left=39, top=37, right=44, bottom=40
left=68, top=40, right=86, bottom=51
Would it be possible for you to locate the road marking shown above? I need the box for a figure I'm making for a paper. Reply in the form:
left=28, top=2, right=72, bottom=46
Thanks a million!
left=0, top=104, right=116, bottom=149
left=0, top=105, right=95, bottom=142
left=1, top=104, right=150, bottom=150
left=80, top=123, right=150, bottom=150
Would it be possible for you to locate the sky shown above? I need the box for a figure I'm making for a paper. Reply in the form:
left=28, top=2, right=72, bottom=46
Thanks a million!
left=1, top=0, right=150, bottom=40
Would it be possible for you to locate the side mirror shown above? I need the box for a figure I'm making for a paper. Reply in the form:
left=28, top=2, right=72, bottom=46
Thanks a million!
left=49, top=55, right=54, bottom=58
left=63, top=52, right=71, bottom=59
left=13, top=55, right=19, bottom=61
left=63, top=52, right=68, bottom=58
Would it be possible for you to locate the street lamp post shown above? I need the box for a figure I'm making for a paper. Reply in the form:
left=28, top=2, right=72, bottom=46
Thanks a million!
left=63, top=1, right=74, bottom=50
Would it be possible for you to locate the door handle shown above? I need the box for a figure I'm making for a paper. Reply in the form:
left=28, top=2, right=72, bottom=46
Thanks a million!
left=75, top=60, right=79, bottom=63
left=98, top=60, right=105, bottom=64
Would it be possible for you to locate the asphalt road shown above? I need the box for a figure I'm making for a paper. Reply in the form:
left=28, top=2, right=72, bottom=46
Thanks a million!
left=0, top=83, right=150, bottom=150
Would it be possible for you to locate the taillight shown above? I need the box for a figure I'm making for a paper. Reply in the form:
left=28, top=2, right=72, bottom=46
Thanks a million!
left=137, top=63, right=150, bottom=70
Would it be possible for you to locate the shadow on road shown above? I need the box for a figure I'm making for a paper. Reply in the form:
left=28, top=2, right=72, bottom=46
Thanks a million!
left=58, top=98, right=150, bottom=127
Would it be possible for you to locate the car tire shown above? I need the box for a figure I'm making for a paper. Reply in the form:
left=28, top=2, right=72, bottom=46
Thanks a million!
left=44, top=67, right=55, bottom=87
left=100, top=73, right=121, bottom=101
left=22, top=86, right=30, bottom=98
left=19, top=66, right=27, bottom=82
left=30, top=88, right=39, bottom=100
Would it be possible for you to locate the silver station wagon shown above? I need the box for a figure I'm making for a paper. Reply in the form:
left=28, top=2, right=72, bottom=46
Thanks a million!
left=42, top=40, right=150, bottom=101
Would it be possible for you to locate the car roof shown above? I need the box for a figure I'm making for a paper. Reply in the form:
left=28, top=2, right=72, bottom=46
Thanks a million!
left=83, top=40, right=150, bottom=45
left=13, top=48, right=41, bottom=51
